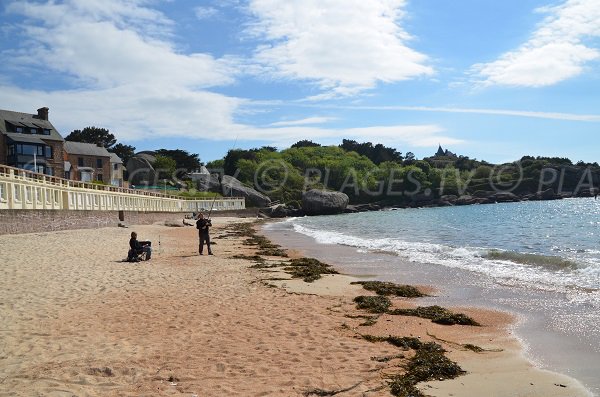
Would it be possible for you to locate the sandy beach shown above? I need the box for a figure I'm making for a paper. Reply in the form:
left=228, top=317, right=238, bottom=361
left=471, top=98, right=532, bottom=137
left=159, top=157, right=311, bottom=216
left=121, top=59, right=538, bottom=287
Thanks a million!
left=0, top=216, right=593, bottom=396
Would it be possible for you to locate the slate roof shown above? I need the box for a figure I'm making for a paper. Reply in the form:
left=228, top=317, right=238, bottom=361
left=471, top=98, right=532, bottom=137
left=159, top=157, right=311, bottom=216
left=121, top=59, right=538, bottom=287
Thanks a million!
left=0, top=108, right=64, bottom=142
left=4, top=132, right=46, bottom=145
left=64, top=141, right=112, bottom=157
left=109, top=152, right=123, bottom=164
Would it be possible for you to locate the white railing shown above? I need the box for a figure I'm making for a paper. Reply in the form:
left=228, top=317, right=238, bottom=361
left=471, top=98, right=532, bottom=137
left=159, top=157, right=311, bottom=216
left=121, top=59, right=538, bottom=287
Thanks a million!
left=0, top=165, right=245, bottom=212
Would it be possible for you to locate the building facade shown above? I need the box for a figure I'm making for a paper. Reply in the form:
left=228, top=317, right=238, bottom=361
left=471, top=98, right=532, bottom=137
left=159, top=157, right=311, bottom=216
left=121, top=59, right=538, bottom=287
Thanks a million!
left=63, top=141, right=112, bottom=183
left=109, top=152, right=125, bottom=187
left=0, top=107, right=65, bottom=176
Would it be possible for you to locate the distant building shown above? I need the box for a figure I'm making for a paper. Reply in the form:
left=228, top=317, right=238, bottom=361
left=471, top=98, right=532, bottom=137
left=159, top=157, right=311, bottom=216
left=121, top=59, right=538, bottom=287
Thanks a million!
left=434, top=144, right=457, bottom=158
left=64, top=141, right=111, bottom=183
left=109, top=152, right=125, bottom=187
left=0, top=107, right=65, bottom=176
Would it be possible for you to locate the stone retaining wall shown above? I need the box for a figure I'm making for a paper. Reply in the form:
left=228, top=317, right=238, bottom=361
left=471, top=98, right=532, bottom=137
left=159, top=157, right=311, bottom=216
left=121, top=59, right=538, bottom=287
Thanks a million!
left=0, top=208, right=263, bottom=235
left=0, top=210, right=189, bottom=235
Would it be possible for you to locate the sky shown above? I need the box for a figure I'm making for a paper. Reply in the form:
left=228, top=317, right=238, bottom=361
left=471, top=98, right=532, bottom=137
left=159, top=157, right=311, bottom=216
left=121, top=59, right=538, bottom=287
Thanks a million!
left=1, top=0, right=599, bottom=164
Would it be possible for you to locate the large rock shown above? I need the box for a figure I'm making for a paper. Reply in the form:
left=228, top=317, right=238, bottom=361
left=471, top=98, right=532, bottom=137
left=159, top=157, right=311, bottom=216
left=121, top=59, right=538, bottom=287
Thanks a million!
left=536, top=188, right=560, bottom=200
left=491, top=192, right=520, bottom=202
left=302, top=189, right=349, bottom=215
left=195, top=173, right=221, bottom=192
left=221, top=175, right=271, bottom=207
left=261, top=204, right=303, bottom=218
left=126, top=154, right=157, bottom=186
left=455, top=195, right=477, bottom=206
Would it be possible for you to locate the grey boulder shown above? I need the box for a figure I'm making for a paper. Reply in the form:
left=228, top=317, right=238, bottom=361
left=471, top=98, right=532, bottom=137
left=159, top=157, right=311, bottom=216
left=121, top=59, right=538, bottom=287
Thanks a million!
left=302, top=189, right=349, bottom=215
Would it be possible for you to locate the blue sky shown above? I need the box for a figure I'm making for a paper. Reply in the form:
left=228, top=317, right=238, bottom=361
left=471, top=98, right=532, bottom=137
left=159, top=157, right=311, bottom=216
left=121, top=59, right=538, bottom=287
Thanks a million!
left=1, top=0, right=599, bottom=164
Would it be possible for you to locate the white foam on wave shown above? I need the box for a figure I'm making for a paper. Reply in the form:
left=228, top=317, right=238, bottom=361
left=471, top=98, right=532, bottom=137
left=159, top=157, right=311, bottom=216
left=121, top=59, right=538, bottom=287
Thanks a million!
left=291, top=222, right=600, bottom=305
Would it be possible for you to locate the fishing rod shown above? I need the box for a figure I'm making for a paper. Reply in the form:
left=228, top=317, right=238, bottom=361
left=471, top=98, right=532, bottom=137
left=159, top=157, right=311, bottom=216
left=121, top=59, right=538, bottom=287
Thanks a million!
left=207, top=192, right=217, bottom=221
left=206, top=132, right=239, bottom=222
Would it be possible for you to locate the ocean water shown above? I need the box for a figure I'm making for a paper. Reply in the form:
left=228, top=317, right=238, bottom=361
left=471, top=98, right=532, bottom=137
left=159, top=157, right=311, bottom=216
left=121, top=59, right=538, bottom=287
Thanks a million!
left=264, top=198, right=600, bottom=395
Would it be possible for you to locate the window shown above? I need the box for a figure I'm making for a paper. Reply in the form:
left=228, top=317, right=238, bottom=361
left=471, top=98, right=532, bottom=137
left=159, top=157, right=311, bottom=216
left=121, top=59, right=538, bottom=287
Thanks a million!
left=29, top=128, right=37, bottom=134
left=43, top=129, right=51, bottom=135
left=15, top=126, right=23, bottom=133
left=97, top=174, right=103, bottom=182
left=18, top=163, right=44, bottom=174
left=114, top=163, right=119, bottom=170
left=14, top=144, right=46, bottom=156
left=65, top=171, right=71, bottom=180
left=7, top=145, right=15, bottom=156
left=78, top=157, right=84, bottom=166
left=96, top=158, right=103, bottom=168
left=21, top=144, right=35, bottom=155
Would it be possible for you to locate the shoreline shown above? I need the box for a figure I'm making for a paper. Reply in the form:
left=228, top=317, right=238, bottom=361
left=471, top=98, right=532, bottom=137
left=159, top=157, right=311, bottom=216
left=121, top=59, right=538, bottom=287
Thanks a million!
left=0, top=216, right=593, bottom=396
left=261, top=218, right=596, bottom=397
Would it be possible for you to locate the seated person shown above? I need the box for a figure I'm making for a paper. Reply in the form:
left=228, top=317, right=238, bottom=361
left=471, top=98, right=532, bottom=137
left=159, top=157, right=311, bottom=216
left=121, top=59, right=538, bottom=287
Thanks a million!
left=129, top=231, right=152, bottom=261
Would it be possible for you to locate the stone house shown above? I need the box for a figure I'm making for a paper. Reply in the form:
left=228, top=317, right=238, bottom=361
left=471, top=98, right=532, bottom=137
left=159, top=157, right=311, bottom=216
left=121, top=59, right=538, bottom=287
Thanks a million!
left=0, top=107, right=65, bottom=176
left=63, top=141, right=112, bottom=183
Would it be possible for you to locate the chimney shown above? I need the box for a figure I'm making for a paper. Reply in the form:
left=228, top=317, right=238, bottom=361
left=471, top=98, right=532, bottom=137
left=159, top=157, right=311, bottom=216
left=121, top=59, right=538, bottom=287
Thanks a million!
left=37, top=107, right=49, bottom=120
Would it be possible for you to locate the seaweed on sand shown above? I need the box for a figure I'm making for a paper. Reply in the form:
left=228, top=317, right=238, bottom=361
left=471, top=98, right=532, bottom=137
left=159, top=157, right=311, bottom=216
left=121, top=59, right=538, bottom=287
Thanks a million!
left=389, top=345, right=465, bottom=396
left=224, top=222, right=288, bottom=257
left=351, top=281, right=426, bottom=298
left=283, top=258, right=338, bottom=283
left=256, top=246, right=289, bottom=257
left=353, top=295, right=391, bottom=314
left=360, top=333, right=465, bottom=397
left=388, top=305, right=480, bottom=326
left=248, top=262, right=285, bottom=269
left=231, top=254, right=266, bottom=263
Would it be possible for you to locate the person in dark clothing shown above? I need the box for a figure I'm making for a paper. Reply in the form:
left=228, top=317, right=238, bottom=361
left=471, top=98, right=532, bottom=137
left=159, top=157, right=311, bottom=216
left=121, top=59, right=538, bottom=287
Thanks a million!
left=129, top=231, right=152, bottom=260
left=196, top=212, right=213, bottom=255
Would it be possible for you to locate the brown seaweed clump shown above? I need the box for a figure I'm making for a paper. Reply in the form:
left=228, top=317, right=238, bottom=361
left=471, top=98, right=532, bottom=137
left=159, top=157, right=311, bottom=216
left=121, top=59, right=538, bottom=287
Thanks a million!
left=283, top=258, right=338, bottom=283
left=360, top=334, right=465, bottom=397
left=351, top=281, right=426, bottom=298
left=389, top=346, right=465, bottom=396
left=231, top=254, right=266, bottom=264
left=388, top=305, right=480, bottom=326
left=353, top=295, right=392, bottom=314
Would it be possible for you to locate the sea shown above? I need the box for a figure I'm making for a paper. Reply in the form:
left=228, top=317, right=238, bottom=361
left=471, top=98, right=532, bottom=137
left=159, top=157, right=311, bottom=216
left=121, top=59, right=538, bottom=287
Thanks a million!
left=264, top=198, right=600, bottom=396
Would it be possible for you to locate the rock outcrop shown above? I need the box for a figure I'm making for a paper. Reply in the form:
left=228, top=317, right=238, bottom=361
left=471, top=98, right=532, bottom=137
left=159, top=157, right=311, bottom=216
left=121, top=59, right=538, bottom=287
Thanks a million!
left=221, top=175, right=271, bottom=207
left=261, top=204, right=304, bottom=218
left=195, top=173, right=221, bottom=193
left=302, top=189, right=349, bottom=216
left=126, top=153, right=157, bottom=186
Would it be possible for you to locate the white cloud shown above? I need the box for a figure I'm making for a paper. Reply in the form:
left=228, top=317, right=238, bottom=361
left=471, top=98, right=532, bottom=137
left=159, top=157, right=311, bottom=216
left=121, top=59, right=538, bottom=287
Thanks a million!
left=0, top=0, right=459, bottom=151
left=247, top=0, right=433, bottom=97
left=194, top=6, right=219, bottom=20
left=471, top=0, right=600, bottom=87
left=314, top=105, right=600, bottom=122
left=269, top=116, right=337, bottom=126
left=0, top=83, right=460, bottom=150
left=231, top=124, right=460, bottom=149
left=5, top=0, right=234, bottom=89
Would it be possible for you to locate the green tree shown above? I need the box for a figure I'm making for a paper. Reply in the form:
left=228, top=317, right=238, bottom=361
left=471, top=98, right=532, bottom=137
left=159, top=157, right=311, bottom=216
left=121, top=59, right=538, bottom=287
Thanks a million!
left=110, top=143, right=136, bottom=165
left=154, top=149, right=201, bottom=171
left=153, top=155, right=177, bottom=181
left=66, top=126, right=116, bottom=148
left=206, top=159, right=224, bottom=170
left=291, top=140, right=321, bottom=148
left=223, top=149, right=259, bottom=176
left=339, top=139, right=403, bottom=165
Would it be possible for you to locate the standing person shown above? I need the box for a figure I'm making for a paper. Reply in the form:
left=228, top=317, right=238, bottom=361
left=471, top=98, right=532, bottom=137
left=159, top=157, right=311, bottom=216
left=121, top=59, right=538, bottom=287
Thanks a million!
left=129, top=231, right=152, bottom=261
left=196, top=212, right=213, bottom=255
